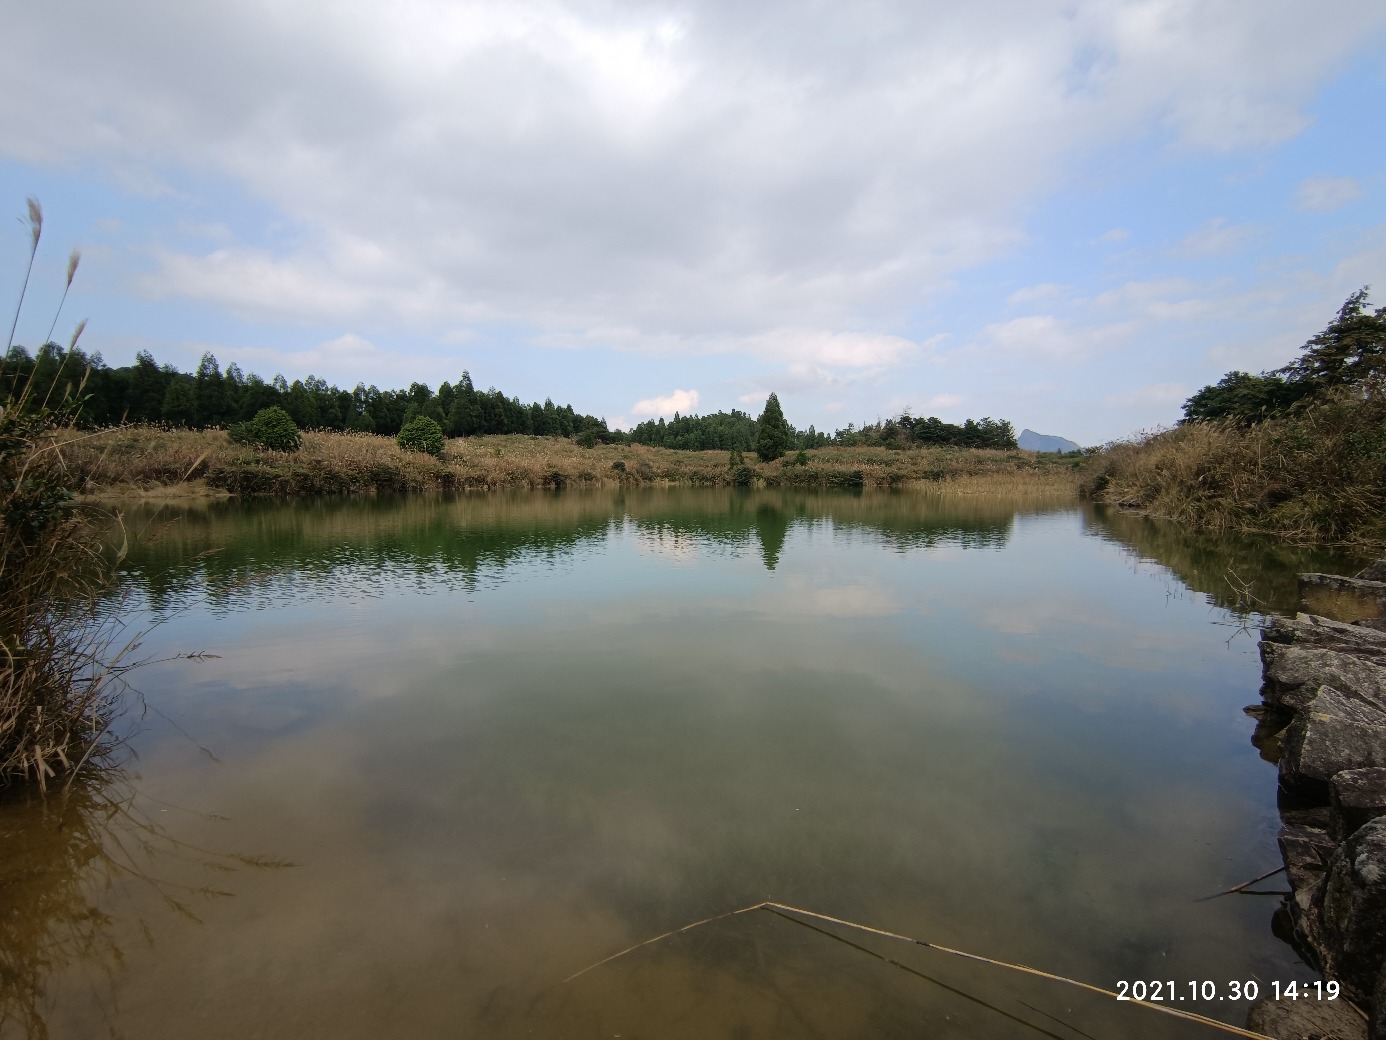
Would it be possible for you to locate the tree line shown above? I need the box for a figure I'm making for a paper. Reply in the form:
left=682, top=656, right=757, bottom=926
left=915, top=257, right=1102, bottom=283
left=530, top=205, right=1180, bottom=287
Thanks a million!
left=1182, top=287, right=1386, bottom=424
left=1, top=340, right=1021, bottom=455
left=627, top=407, right=1017, bottom=452
left=0, top=344, right=614, bottom=440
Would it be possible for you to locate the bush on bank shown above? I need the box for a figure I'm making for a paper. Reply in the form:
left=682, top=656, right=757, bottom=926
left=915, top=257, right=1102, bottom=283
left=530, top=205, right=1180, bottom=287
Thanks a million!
left=228, top=406, right=302, bottom=452
left=397, top=415, right=444, bottom=458
left=1086, top=290, right=1386, bottom=546
left=1085, top=389, right=1386, bottom=545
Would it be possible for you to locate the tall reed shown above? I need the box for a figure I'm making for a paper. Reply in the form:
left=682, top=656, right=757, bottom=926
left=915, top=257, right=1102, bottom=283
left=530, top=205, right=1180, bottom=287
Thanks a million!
left=1, top=198, right=123, bottom=789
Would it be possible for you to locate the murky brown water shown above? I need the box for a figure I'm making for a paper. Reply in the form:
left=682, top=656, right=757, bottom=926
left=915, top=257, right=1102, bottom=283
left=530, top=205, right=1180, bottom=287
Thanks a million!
left=0, top=490, right=1365, bottom=1039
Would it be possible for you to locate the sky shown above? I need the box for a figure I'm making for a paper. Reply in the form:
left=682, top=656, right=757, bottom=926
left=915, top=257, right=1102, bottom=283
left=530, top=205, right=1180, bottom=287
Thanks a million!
left=2, top=1, right=1384, bottom=446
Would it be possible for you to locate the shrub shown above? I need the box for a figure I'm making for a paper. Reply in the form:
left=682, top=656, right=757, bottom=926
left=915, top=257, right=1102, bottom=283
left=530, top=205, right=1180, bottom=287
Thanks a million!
left=731, top=465, right=756, bottom=487
left=610, top=460, right=626, bottom=472
left=397, top=415, right=444, bottom=457
left=228, top=406, right=301, bottom=452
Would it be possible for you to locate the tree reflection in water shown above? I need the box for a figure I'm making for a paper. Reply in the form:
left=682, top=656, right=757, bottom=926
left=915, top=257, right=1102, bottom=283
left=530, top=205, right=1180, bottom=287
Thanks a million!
left=0, top=764, right=294, bottom=1039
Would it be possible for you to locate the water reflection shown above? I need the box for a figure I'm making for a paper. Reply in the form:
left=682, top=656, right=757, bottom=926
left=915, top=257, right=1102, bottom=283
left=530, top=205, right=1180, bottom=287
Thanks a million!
left=0, top=764, right=294, bottom=1039
left=111, top=489, right=1025, bottom=610
left=1, top=489, right=1341, bottom=1037
left=1084, top=506, right=1366, bottom=616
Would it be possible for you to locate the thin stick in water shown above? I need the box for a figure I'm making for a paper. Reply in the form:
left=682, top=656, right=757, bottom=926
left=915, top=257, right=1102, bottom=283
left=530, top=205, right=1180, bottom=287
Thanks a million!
left=565, top=900, right=1278, bottom=1040
left=1195, top=866, right=1286, bottom=902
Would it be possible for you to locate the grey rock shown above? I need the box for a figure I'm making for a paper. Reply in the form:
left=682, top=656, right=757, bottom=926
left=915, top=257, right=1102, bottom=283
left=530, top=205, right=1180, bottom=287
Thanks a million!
left=1284, top=806, right=1337, bottom=832
left=1375, top=960, right=1386, bottom=1040
left=1250, top=706, right=1293, bottom=763
left=1260, top=644, right=1386, bottom=713
left=1333, top=770, right=1386, bottom=844
left=1287, top=876, right=1329, bottom=971
left=1321, top=818, right=1386, bottom=1001
left=1247, top=994, right=1367, bottom=1039
left=1300, top=574, right=1386, bottom=625
left=1357, top=560, right=1386, bottom=583
left=1281, top=822, right=1338, bottom=893
left=1262, top=615, right=1386, bottom=658
left=1280, top=687, right=1386, bottom=798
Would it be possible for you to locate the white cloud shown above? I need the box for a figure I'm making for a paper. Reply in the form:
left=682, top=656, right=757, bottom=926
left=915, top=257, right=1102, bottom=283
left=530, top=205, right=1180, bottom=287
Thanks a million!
left=1102, top=382, right=1188, bottom=407
left=631, top=388, right=700, bottom=418
left=1007, top=283, right=1068, bottom=306
left=976, top=314, right=1135, bottom=362
left=204, top=333, right=459, bottom=386
left=1296, top=175, right=1365, bottom=212
left=741, top=330, right=920, bottom=368
left=1095, top=227, right=1130, bottom=244
left=1090, top=278, right=1221, bottom=321
left=924, top=393, right=964, bottom=409
left=1177, top=217, right=1257, bottom=256
left=4, top=0, right=1379, bottom=352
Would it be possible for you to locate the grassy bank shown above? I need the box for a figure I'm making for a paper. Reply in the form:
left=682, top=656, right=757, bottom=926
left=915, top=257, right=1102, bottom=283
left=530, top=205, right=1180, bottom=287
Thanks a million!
left=1083, top=390, right=1386, bottom=547
left=58, top=425, right=1084, bottom=498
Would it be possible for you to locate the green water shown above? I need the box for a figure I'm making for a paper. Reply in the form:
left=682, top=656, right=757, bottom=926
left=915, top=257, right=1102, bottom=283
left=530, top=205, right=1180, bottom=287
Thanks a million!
left=0, top=490, right=1366, bottom=1039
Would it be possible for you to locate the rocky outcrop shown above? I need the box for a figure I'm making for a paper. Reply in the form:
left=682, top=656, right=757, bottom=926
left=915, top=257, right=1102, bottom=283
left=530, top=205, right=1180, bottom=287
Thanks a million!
left=1249, top=563, right=1386, bottom=1036
left=1247, top=994, right=1368, bottom=1040
left=1332, top=769, right=1386, bottom=843
left=1280, top=686, right=1386, bottom=797
left=1321, top=818, right=1386, bottom=1001
left=1261, top=645, right=1386, bottom=713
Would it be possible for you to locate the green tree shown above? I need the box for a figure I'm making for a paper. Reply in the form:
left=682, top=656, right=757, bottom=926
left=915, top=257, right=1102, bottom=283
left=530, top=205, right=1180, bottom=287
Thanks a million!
left=398, top=415, right=445, bottom=457
left=755, top=392, right=792, bottom=462
left=127, top=350, right=168, bottom=423
left=229, top=405, right=301, bottom=451
left=1181, top=289, right=1386, bottom=425
left=446, top=371, right=484, bottom=436
left=1278, top=286, right=1386, bottom=392
left=284, top=379, right=320, bottom=428
left=237, top=372, right=282, bottom=420
left=193, top=352, right=230, bottom=427
left=161, top=377, right=195, bottom=427
left=1181, top=371, right=1292, bottom=424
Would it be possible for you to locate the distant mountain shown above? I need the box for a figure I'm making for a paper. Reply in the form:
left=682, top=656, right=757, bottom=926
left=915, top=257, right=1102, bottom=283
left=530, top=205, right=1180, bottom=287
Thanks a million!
left=1018, top=429, right=1083, bottom=453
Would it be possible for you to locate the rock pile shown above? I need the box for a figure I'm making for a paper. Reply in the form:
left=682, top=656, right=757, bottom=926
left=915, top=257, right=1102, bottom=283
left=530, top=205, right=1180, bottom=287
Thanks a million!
left=1248, top=567, right=1386, bottom=1039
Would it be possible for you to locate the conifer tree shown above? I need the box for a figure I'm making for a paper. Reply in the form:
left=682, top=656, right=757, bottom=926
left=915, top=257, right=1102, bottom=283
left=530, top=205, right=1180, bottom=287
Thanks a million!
left=755, top=392, right=792, bottom=462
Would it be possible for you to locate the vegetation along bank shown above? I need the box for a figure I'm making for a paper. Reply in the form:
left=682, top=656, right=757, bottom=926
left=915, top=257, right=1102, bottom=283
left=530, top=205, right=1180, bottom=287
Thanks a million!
left=1085, top=289, right=1386, bottom=548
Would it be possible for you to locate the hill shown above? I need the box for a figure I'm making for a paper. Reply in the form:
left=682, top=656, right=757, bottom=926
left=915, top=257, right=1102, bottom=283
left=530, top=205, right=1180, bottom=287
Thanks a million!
left=1018, top=429, right=1082, bottom=453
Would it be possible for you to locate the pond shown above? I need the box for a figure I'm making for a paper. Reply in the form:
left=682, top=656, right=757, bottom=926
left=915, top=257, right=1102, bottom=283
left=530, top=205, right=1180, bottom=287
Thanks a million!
left=0, top=489, right=1367, bottom=1039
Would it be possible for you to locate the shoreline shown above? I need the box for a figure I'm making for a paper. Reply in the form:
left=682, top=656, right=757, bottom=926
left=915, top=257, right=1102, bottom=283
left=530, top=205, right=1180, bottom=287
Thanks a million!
left=58, top=425, right=1084, bottom=500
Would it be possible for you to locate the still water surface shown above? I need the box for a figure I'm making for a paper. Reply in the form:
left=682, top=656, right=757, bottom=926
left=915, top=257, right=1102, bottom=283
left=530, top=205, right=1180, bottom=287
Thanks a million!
left=0, top=490, right=1366, bottom=1039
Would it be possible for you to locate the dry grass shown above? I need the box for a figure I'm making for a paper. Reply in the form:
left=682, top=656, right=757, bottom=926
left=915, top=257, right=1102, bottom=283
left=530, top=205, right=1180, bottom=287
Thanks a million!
left=56, top=425, right=1084, bottom=498
left=0, top=193, right=132, bottom=790
left=1085, top=390, right=1386, bottom=546
left=1, top=415, right=130, bottom=789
